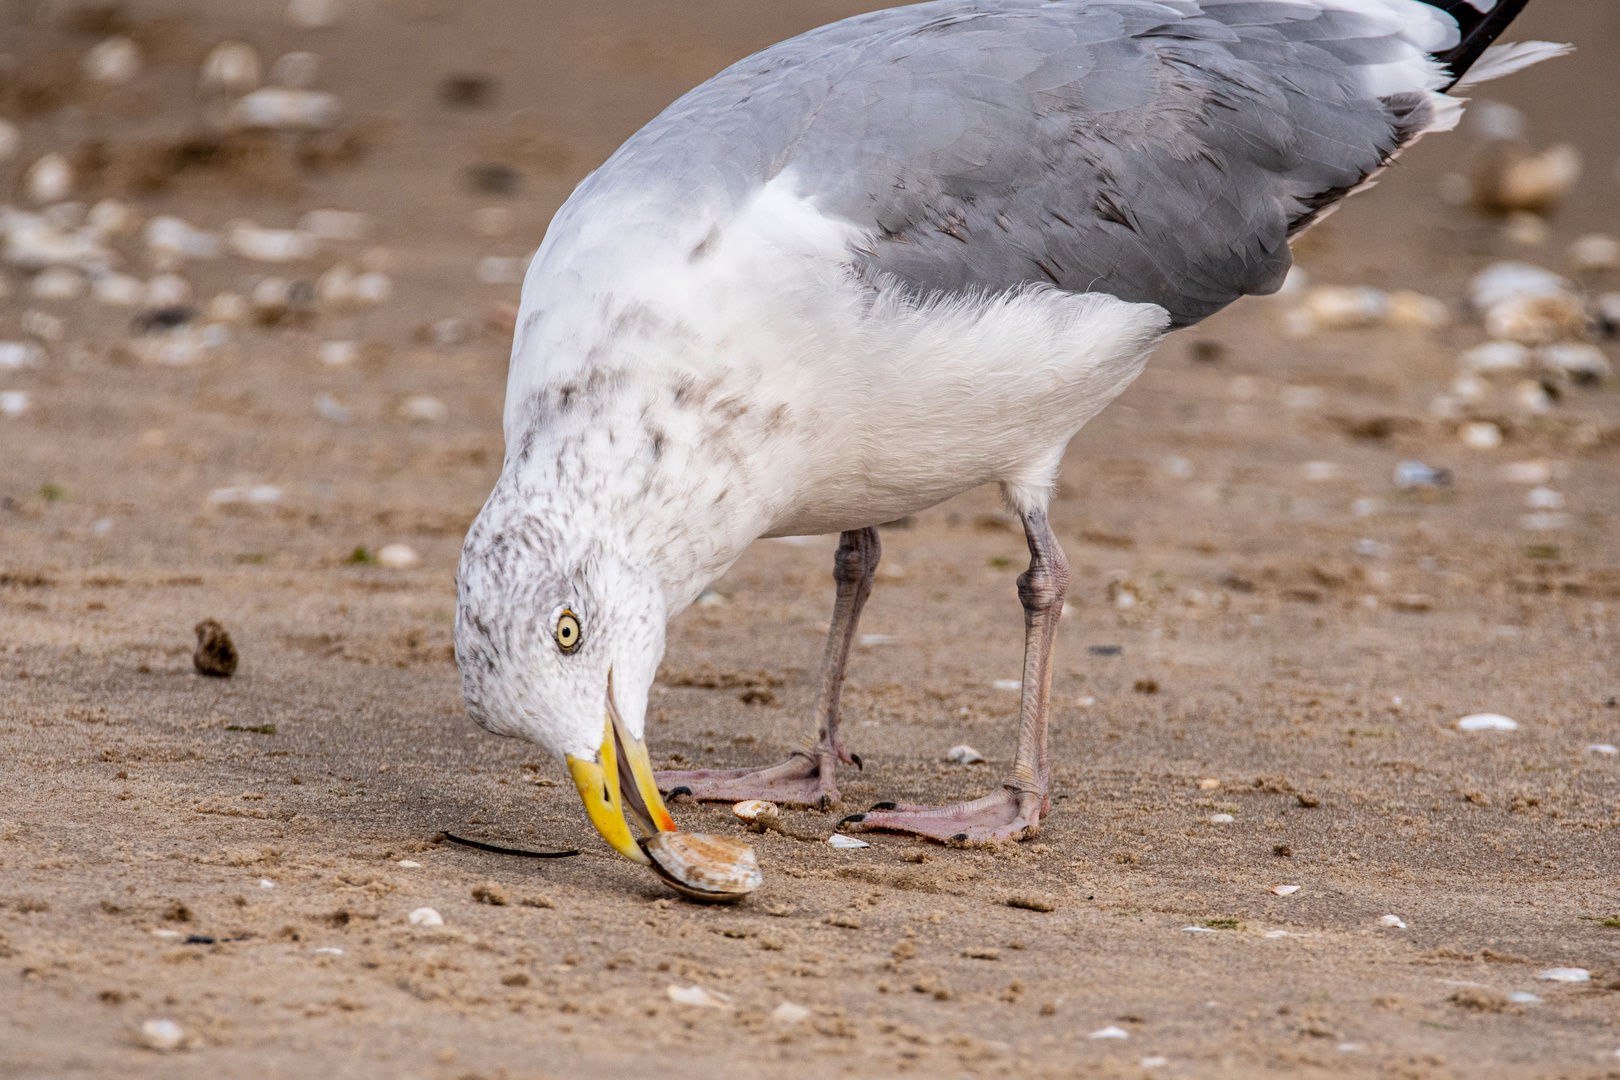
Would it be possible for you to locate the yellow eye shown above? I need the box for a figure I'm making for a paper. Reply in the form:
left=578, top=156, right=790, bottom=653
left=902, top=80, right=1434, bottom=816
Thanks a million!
left=555, top=610, right=581, bottom=653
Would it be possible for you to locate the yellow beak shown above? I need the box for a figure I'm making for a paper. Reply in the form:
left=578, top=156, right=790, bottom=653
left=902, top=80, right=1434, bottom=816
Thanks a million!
left=565, top=684, right=676, bottom=865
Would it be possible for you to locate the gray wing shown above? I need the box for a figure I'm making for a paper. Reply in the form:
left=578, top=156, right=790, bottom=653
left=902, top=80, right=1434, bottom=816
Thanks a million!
left=591, top=0, right=1445, bottom=328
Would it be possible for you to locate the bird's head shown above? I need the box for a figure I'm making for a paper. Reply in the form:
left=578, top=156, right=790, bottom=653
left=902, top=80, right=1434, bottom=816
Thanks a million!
left=455, top=503, right=675, bottom=865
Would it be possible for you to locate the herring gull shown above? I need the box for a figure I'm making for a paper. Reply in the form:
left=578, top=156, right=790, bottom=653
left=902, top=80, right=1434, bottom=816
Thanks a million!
left=453, top=0, right=1567, bottom=865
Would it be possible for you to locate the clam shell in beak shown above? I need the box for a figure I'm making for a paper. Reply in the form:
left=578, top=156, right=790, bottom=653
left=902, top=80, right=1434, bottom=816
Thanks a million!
left=643, top=832, right=762, bottom=903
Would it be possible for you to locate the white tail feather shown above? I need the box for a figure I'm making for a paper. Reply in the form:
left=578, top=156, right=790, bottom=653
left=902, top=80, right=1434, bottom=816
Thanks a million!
left=1454, top=41, right=1573, bottom=88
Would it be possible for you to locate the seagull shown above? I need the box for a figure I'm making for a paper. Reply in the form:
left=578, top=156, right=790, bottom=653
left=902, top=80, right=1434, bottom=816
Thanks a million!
left=454, top=0, right=1566, bottom=864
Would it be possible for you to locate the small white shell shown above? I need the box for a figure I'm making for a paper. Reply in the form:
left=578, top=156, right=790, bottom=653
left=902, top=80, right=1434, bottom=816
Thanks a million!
left=1088, top=1026, right=1130, bottom=1040
left=1458, top=713, right=1518, bottom=732
left=408, top=906, right=443, bottom=927
left=827, top=833, right=869, bottom=850
left=1271, top=885, right=1301, bottom=896
left=1459, top=422, right=1503, bottom=450
left=946, top=744, right=984, bottom=764
left=138, top=1018, right=185, bottom=1051
left=771, top=1001, right=811, bottom=1023
left=644, top=832, right=762, bottom=902
left=1379, top=914, right=1407, bottom=928
left=732, top=799, right=778, bottom=824
left=666, top=983, right=731, bottom=1008
left=1537, top=968, right=1589, bottom=983
left=376, top=544, right=418, bottom=569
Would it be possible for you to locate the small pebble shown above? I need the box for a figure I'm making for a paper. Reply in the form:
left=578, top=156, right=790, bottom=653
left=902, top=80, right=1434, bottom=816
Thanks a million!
left=946, top=744, right=984, bottom=764
left=232, top=88, right=339, bottom=131
left=1587, top=744, right=1618, bottom=756
left=1539, top=343, right=1610, bottom=383
left=993, top=679, right=1022, bottom=691
left=1384, top=289, right=1450, bottom=331
left=695, top=588, right=726, bottom=607
left=1141, top=1058, right=1168, bottom=1069
left=93, top=273, right=144, bottom=307
left=314, top=947, right=343, bottom=956
left=29, top=267, right=84, bottom=300
left=1207, top=813, right=1234, bottom=824
left=431, top=317, right=471, bottom=346
left=1379, top=914, right=1407, bottom=929
left=1570, top=233, right=1620, bottom=271
left=231, top=224, right=317, bottom=262
left=258, top=879, right=275, bottom=888
left=858, top=632, right=894, bottom=644
left=1181, top=926, right=1217, bottom=934
left=1460, top=422, right=1503, bottom=450
left=1271, top=885, right=1300, bottom=896
left=1512, top=379, right=1553, bottom=414
left=408, top=907, right=443, bottom=927
left=1525, top=487, right=1564, bottom=510
left=1, top=391, right=32, bottom=418
left=770, top=1001, right=811, bottom=1023
left=1537, top=968, right=1589, bottom=983
left=1088, top=1026, right=1129, bottom=1040
left=1457, top=713, right=1517, bottom=732
left=1508, top=991, right=1544, bottom=1004
left=25, top=154, right=74, bottom=204
left=827, top=834, right=869, bottom=850
left=1461, top=341, right=1532, bottom=373
left=1197, top=778, right=1220, bottom=790
left=396, top=860, right=422, bottom=868
left=138, top=1019, right=186, bottom=1051
left=350, top=271, right=392, bottom=304
left=22, top=310, right=65, bottom=342
left=145, top=217, right=220, bottom=260
left=377, top=543, right=419, bottom=569
left=82, top=36, right=142, bottom=84
left=1263, top=930, right=1290, bottom=939
left=208, top=485, right=282, bottom=507
left=1393, top=460, right=1450, bottom=489
left=399, top=395, right=447, bottom=423
left=199, top=42, right=262, bottom=97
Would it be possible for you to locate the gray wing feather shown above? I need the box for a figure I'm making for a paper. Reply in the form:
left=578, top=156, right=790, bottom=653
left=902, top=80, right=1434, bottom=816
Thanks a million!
left=585, top=0, right=1439, bottom=327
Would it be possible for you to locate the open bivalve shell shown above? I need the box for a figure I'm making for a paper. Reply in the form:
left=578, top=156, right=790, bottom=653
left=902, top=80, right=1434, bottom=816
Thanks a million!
left=643, top=832, right=762, bottom=903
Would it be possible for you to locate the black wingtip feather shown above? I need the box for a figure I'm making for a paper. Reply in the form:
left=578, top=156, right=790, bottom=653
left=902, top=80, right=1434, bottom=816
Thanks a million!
left=1420, top=0, right=1534, bottom=87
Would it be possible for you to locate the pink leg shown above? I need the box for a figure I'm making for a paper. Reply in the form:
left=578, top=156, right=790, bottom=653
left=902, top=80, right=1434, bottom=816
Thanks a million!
left=841, top=509, right=1068, bottom=843
left=656, top=527, right=879, bottom=810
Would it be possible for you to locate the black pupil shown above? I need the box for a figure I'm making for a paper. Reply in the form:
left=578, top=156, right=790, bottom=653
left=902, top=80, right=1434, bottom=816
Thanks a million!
left=560, top=622, right=574, bottom=642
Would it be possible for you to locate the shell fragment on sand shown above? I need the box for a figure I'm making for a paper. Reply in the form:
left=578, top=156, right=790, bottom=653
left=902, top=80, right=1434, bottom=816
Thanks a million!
left=232, top=88, right=339, bottom=130
left=1587, top=744, right=1618, bottom=756
left=1207, top=813, right=1234, bottom=824
left=1508, top=991, right=1544, bottom=1004
left=827, top=833, right=869, bottom=850
left=1379, top=914, right=1407, bottom=929
left=770, top=1001, right=811, bottom=1023
left=0, top=342, right=44, bottom=370
left=138, top=1019, right=186, bottom=1051
left=408, top=907, right=443, bottom=927
left=644, top=832, right=763, bottom=902
left=732, top=800, right=779, bottom=824
left=946, top=744, right=984, bottom=764
left=1457, top=713, right=1518, bottom=732
left=1088, top=1026, right=1130, bottom=1040
left=1271, top=885, right=1301, bottom=896
left=376, top=544, right=419, bottom=569
left=1460, top=422, right=1503, bottom=450
left=667, top=983, right=731, bottom=1009
left=1537, top=968, right=1589, bottom=983
left=1181, top=926, right=1218, bottom=934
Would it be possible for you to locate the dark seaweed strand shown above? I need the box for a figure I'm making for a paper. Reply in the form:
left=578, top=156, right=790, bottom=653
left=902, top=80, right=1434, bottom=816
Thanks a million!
left=440, top=831, right=581, bottom=858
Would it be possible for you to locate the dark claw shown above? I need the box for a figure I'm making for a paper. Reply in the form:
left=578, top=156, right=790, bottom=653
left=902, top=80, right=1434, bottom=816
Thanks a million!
left=951, top=833, right=968, bottom=842
left=840, top=813, right=867, bottom=824
left=850, top=753, right=863, bottom=771
left=870, top=801, right=896, bottom=811
left=668, top=786, right=693, bottom=798
left=816, top=795, right=832, bottom=812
